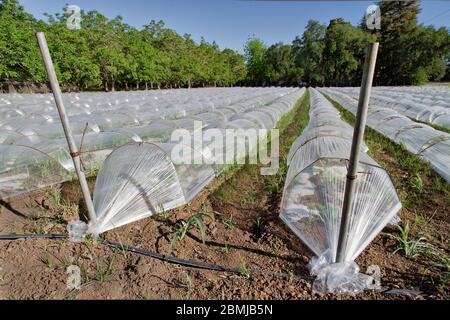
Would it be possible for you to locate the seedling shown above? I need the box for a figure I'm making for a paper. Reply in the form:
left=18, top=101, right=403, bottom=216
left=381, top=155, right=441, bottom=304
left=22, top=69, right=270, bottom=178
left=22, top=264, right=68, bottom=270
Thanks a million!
left=253, top=214, right=265, bottom=235
left=177, top=272, right=193, bottom=299
left=391, top=223, right=431, bottom=258
left=239, top=261, right=252, bottom=278
left=168, top=211, right=210, bottom=255
left=222, top=215, right=236, bottom=230
left=223, top=241, right=231, bottom=254
left=94, top=254, right=116, bottom=283
left=408, top=173, right=424, bottom=194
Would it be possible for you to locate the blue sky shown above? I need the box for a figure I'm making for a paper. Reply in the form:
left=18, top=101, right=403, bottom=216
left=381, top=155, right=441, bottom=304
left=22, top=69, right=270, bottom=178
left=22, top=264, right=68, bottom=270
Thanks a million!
left=20, top=0, right=450, bottom=52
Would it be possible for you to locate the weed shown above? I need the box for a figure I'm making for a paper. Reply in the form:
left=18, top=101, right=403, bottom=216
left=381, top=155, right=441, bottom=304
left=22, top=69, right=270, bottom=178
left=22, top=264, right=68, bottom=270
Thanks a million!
left=411, top=210, right=436, bottom=233
left=253, top=214, right=265, bottom=235
left=151, top=206, right=170, bottom=222
left=93, top=254, right=116, bottom=284
left=60, top=199, right=79, bottom=217
left=47, top=186, right=62, bottom=207
left=239, top=261, right=252, bottom=278
left=40, top=253, right=54, bottom=269
left=177, top=272, right=193, bottom=299
left=222, top=215, right=236, bottom=230
left=169, top=211, right=210, bottom=255
left=391, top=223, right=431, bottom=258
left=408, top=173, right=424, bottom=194
left=423, top=253, right=450, bottom=293
left=223, top=241, right=231, bottom=254
left=112, top=232, right=130, bottom=260
left=84, top=234, right=99, bottom=251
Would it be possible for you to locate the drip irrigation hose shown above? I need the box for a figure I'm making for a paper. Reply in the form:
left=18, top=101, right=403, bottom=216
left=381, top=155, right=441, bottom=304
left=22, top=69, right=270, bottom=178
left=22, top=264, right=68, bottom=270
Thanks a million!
left=0, top=233, right=240, bottom=273
left=101, top=240, right=241, bottom=273
left=0, top=234, right=67, bottom=240
left=0, top=233, right=424, bottom=296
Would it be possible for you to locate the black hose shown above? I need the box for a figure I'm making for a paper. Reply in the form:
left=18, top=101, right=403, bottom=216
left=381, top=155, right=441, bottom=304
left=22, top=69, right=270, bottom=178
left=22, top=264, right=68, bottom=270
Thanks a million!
left=102, top=240, right=242, bottom=273
left=0, top=233, right=241, bottom=274
left=0, top=233, right=425, bottom=296
left=0, top=234, right=67, bottom=240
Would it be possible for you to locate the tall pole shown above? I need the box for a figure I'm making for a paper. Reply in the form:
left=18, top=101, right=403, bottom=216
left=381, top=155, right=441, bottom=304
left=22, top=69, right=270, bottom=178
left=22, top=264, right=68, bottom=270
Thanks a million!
left=336, top=42, right=379, bottom=263
left=36, top=32, right=97, bottom=224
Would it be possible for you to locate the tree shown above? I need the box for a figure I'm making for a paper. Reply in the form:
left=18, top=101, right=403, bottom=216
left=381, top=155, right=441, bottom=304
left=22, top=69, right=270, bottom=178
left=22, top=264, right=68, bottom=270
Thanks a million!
left=221, top=48, right=247, bottom=86
left=244, top=37, right=267, bottom=86
left=0, top=0, right=45, bottom=92
left=321, top=19, right=375, bottom=86
left=265, top=43, right=302, bottom=86
left=293, top=20, right=326, bottom=86
left=377, top=0, right=419, bottom=85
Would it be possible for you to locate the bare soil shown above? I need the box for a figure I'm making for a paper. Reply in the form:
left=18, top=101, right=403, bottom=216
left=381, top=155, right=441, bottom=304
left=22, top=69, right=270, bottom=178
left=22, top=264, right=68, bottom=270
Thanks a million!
left=0, top=95, right=448, bottom=300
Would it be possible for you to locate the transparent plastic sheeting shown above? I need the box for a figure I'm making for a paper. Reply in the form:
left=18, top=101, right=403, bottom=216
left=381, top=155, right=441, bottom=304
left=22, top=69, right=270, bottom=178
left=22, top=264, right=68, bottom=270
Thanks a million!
left=87, top=88, right=305, bottom=235
left=327, top=86, right=450, bottom=129
left=0, top=87, right=300, bottom=199
left=319, top=88, right=450, bottom=182
left=280, top=89, right=401, bottom=294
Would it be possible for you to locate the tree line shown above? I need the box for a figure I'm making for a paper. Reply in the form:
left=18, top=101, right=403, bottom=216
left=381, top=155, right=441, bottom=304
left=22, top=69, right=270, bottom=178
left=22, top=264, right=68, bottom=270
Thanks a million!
left=0, top=0, right=247, bottom=92
left=1, top=0, right=449, bottom=93
left=244, top=0, right=450, bottom=87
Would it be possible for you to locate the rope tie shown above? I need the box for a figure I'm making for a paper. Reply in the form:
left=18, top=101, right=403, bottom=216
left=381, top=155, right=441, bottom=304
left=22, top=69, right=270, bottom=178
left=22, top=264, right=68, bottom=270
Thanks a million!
left=72, top=122, right=89, bottom=172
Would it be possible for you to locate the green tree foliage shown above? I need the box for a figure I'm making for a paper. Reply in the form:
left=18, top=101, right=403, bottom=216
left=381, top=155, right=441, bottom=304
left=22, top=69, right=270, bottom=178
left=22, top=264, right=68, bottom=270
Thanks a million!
left=293, top=20, right=326, bottom=86
left=322, top=18, right=375, bottom=86
left=0, top=0, right=246, bottom=92
left=265, top=43, right=302, bottom=86
left=0, top=0, right=46, bottom=91
left=244, top=0, right=449, bottom=87
left=244, top=37, right=267, bottom=86
left=376, top=0, right=450, bottom=85
left=1, top=0, right=449, bottom=90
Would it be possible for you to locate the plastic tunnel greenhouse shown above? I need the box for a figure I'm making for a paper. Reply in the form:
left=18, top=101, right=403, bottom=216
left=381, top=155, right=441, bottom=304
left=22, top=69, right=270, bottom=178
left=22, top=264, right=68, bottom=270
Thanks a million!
left=0, top=87, right=301, bottom=200
left=330, top=86, right=450, bottom=129
left=319, top=88, right=450, bottom=182
left=280, top=88, right=402, bottom=294
left=88, top=88, right=305, bottom=235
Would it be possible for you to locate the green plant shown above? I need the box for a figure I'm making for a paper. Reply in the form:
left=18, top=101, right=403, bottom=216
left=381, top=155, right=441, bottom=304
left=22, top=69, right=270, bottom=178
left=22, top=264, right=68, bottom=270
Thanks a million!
left=84, top=234, right=99, bottom=251
left=94, top=254, right=116, bottom=283
left=391, top=223, right=431, bottom=258
left=239, top=261, right=252, bottom=278
left=408, top=173, right=424, bottom=194
left=168, top=212, right=210, bottom=255
left=47, top=186, right=62, bottom=207
left=223, top=241, right=231, bottom=254
left=60, top=199, right=79, bottom=216
left=178, top=272, right=193, bottom=299
left=151, top=206, right=170, bottom=222
left=253, top=214, right=265, bottom=235
left=40, top=253, right=54, bottom=269
left=222, top=215, right=236, bottom=230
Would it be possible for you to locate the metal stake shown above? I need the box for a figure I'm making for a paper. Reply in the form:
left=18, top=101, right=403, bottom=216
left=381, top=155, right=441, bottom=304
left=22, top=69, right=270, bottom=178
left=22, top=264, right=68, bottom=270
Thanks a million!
left=335, top=42, right=379, bottom=263
left=36, top=32, right=97, bottom=224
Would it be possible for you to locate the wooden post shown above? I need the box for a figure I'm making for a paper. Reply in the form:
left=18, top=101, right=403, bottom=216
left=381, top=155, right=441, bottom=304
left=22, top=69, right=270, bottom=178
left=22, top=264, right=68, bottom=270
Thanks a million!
left=36, top=32, right=97, bottom=225
left=336, top=42, right=379, bottom=263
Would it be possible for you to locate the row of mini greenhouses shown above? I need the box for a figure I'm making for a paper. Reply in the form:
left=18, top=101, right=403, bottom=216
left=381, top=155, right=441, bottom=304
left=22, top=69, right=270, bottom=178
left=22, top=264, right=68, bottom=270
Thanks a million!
left=86, top=88, right=305, bottom=234
left=0, top=87, right=301, bottom=200
left=280, top=88, right=401, bottom=293
left=319, top=88, right=450, bottom=183
left=0, top=87, right=291, bottom=140
left=329, top=86, right=450, bottom=129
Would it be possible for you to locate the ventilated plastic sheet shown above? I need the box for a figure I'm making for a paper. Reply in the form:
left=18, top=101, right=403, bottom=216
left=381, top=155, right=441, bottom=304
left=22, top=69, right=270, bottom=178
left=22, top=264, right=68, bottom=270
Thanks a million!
left=320, top=87, right=450, bottom=182
left=88, top=88, right=305, bottom=234
left=1, top=87, right=302, bottom=199
left=280, top=89, right=401, bottom=294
